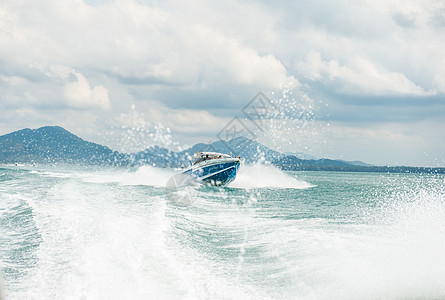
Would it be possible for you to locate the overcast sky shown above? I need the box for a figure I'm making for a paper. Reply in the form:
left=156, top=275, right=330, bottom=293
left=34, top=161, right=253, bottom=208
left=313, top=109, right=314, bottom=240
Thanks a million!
left=1, top=0, right=444, bottom=166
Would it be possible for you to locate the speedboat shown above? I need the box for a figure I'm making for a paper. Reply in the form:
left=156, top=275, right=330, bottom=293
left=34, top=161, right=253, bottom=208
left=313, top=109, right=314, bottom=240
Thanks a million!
left=182, top=152, right=241, bottom=186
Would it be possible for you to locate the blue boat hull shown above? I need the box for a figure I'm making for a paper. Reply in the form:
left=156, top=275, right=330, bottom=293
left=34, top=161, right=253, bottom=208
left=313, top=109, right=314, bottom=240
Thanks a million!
left=183, top=160, right=240, bottom=186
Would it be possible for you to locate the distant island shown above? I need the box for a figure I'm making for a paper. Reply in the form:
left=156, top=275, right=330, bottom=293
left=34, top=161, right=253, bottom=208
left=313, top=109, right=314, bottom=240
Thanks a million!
left=0, top=126, right=444, bottom=174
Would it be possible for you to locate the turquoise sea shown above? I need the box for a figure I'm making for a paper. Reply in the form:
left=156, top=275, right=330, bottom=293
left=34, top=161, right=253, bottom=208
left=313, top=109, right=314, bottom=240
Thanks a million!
left=1, top=163, right=444, bottom=299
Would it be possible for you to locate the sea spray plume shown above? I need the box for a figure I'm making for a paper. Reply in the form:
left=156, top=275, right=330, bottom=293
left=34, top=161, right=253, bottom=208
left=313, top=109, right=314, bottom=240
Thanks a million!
left=98, top=104, right=178, bottom=155
left=165, top=89, right=317, bottom=205
left=255, top=82, right=323, bottom=157
left=95, top=104, right=187, bottom=167
left=346, top=174, right=445, bottom=298
left=220, top=86, right=322, bottom=163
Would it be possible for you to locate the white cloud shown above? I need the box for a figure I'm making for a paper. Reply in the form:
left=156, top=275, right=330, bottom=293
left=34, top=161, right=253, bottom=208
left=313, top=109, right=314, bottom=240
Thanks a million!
left=297, top=51, right=434, bottom=96
left=3, top=0, right=440, bottom=99
left=0, top=75, right=28, bottom=86
left=319, top=120, right=445, bottom=166
left=139, top=101, right=229, bottom=135
left=64, top=70, right=110, bottom=110
left=1, top=0, right=445, bottom=166
left=187, top=24, right=298, bottom=89
left=0, top=0, right=294, bottom=90
left=434, top=74, right=445, bottom=93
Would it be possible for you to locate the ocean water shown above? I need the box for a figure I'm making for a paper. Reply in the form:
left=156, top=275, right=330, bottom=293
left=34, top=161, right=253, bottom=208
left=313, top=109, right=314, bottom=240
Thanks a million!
left=1, top=163, right=445, bottom=299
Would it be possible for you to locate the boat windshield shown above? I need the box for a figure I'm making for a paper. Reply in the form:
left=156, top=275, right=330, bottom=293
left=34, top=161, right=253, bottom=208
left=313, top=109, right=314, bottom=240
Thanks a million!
left=192, top=152, right=230, bottom=165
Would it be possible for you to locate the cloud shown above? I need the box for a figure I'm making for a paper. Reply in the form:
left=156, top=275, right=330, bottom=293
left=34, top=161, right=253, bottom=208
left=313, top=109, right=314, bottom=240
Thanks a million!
left=0, top=74, right=28, bottom=87
left=1, top=0, right=445, bottom=166
left=2, top=0, right=441, bottom=102
left=1, top=0, right=294, bottom=88
left=297, top=51, right=434, bottom=96
left=64, top=70, right=110, bottom=110
left=136, top=102, right=229, bottom=135
left=319, top=120, right=445, bottom=166
left=0, top=0, right=297, bottom=116
left=392, top=11, right=417, bottom=28
left=186, top=24, right=298, bottom=90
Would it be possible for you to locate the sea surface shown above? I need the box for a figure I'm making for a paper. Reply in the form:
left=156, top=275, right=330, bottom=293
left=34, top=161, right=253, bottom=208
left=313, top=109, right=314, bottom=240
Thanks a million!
left=1, top=163, right=445, bottom=299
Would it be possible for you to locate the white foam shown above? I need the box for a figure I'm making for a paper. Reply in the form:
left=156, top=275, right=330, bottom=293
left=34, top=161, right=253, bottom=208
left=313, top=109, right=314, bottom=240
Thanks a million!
left=0, top=268, right=4, bottom=300
left=331, top=188, right=445, bottom=299
left=80, top=166, right=174, bottom=187
left=229, top=163, right=314, bottom=189
left=5, top=165, right=445, bottom=299
left=118, top=166, right=173, bottom=187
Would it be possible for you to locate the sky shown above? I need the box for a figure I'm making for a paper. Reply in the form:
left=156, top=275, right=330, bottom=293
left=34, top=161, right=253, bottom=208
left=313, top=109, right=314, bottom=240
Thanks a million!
left=1, top=0, right=444, bottom=167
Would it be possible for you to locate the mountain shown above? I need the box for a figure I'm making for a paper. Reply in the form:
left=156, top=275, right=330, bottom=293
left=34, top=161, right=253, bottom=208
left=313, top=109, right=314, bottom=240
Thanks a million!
left=175, top=136, right=283, bottom=163
left=0, top=127, right=314, bottom=167
left=1, top=126, right=443, bottom=174
left=131, top=146, right=182, bottom=167
left=339, top=160, right=373, bottom=167
left=272, top=155, right=353, bottom=171
left=271, top=155, right=445, bottom=173
left=284, top=152, right=318, bottom=160
left=128, top=136, right=283, bottom=167
left=0, top=126, right=127, bottom=165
